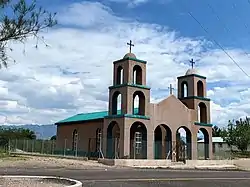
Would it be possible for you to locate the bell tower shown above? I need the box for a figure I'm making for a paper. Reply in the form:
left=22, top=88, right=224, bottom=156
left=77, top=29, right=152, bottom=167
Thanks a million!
left=107, top=40, right=150, bottom=116
left=177, top=59, right=211, bottom=124
left=103, top=40, right=152, bottom=159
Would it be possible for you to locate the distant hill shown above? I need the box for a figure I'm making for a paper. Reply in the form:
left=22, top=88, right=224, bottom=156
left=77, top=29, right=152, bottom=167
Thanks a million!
left=0, top=124, right=57, bottom=140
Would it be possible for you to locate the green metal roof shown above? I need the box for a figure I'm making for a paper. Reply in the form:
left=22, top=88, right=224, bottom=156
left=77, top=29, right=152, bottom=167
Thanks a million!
left=55, top=108, right=139, bottom=125
left=55, top=111, right=108, bottom=124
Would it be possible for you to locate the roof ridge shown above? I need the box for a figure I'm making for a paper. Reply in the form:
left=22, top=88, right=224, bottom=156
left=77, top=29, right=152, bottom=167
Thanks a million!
left=77, top=110, right=108, bottom=115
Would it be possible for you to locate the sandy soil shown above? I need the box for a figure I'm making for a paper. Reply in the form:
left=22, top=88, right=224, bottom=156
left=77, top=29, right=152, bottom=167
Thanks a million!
left=0, top=155, right=110, bottom=169
left=0, top=177, right=68, bottom=187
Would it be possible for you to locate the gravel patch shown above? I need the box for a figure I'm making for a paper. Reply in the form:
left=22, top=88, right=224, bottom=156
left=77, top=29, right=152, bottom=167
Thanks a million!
left=0, top=155, right=110, bottom=169
left=0, top=177, right=73, bottom=187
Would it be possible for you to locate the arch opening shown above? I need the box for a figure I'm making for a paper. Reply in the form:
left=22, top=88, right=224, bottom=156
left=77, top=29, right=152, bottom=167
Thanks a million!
left=197, top=128, right=209, bottom=160
left=181, top=81, right=188, bottom=97
left=197, top=80, right=204, bottom=97
left=130, top=122, right=147, bottom=159
left=133, top=91, right=145, bottom=115
left=198, top=102, right=207, bottom=123
left=176, top=127, right=192, bottom=161
left=154, top=124, right=172, bottom=159
left=107, top=122, right=120, bottom=159
left=116, top=66, right=124, bottom=85
left=112, top=91, right=122, bottom=115
left=133, top=65, right=143, bottom=85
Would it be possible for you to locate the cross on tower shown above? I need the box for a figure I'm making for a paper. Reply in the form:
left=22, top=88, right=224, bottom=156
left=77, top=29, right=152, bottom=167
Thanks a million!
left=189, top=58, right=195, bottom=69
left=168, top=84, right=175, bottom=95
left=127, top=40, right=134, bottom=53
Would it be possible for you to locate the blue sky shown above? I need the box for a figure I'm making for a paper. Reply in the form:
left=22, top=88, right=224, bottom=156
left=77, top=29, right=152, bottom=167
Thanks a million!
left=38, top=0, right=250, bottom=48
left=1, top=0, right=250, bottom=128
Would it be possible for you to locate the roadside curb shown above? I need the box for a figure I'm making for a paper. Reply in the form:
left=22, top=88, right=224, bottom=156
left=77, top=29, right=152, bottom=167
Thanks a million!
left=0, top=175, right=82, bottom=187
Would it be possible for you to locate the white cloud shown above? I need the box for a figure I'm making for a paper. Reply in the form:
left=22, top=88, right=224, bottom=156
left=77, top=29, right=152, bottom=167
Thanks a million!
left=1, top=1, right=250, bottom=128
left=106, top=0, right=149, bottom=7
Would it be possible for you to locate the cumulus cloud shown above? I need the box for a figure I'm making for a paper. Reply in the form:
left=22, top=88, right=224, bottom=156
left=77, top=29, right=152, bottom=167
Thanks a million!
left=1, top=1, right=250, bottom=127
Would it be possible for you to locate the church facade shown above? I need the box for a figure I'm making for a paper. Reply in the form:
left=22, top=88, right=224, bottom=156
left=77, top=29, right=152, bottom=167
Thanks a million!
left=55, top=52, right=213, bottom=160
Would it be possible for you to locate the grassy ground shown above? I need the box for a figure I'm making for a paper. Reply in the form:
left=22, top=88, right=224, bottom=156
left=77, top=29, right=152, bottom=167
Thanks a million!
left=0, top=149, right=27, bottom=161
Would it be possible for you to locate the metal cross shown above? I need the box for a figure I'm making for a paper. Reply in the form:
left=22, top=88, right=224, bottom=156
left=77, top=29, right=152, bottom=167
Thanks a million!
left=168, top=84, right=175, bottom=95
left=189, top=58, right=195, bottom=69
left=127, top=40, right=134, bottom=53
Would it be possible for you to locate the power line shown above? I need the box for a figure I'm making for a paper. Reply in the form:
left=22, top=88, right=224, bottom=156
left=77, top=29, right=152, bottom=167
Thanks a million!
left=180, top=1, right=250, bottom=78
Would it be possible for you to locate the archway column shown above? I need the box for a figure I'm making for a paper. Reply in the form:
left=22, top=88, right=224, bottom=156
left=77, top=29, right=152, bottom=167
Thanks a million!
left=102, top=126, right=107, bottom=157
left=122, top=127, right=130, bottom=158
left=192, top=133, right=197, bottom=160
left=147, top=131, right=154, bottom=159
left=171, top=133, right=176, bottom=162
left=209, top=131, right=213, bottom=159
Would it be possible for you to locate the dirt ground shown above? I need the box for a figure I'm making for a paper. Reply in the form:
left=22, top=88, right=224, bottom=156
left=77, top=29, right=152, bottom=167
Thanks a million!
left=0, top=155, right=110, bottom=169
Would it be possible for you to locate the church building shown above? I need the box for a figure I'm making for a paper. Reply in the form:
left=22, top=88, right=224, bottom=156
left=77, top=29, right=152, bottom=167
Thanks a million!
left=55, top=45, right=213, bottom=161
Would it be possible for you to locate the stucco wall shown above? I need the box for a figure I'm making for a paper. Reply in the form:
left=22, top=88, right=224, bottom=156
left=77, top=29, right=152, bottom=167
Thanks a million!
left=56, top=120, right=103, bottom=153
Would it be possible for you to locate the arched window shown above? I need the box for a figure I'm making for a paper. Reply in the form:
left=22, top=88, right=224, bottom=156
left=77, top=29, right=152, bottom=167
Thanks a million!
left=116, top=66, right=124, bottom=85
left=133, top=91, right=146, bottom=115
left=198, top=102, right=207, bottom=123
left=197, top=81, right=204, bottom=97
left=112, top=91, right=122, bottom=115
left=133, top=65, right=142, bottom=85
left=181, top=81, right=188, bottom=97
left=96, top=128, right=102, bottom=151
left=72, top=129, right=78, bottom=151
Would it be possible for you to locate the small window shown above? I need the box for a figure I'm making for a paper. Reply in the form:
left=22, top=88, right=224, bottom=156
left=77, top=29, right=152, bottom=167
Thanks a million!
left=218, top=143, right=222, bottom=148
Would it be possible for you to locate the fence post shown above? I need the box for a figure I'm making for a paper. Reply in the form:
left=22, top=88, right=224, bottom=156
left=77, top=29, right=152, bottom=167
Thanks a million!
left=41, top=140, right=44, bottom=154
left=8, top=139, right=10, bottom=155
left=75, top=137, right=78, bottom=157
left=64, top=139, right=67, bottom=156
left=15, top=139, right=17, bottom=152
left=32, top=140, right=34, bottom=153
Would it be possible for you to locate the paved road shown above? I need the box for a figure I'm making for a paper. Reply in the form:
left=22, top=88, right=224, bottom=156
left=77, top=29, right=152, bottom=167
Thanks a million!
left=1, top=167, right=250, bottom=186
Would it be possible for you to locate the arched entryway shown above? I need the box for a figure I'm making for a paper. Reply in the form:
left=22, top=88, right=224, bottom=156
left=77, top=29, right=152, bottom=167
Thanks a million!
left=197, top=128, right=209, bottom=160
left=107, top=121, right=120, bottom=159
left=130, top=122, right=147, bottom=159
left=176, top=127, right=192, bottom=161
left=154, top=124, right=172, bottom=159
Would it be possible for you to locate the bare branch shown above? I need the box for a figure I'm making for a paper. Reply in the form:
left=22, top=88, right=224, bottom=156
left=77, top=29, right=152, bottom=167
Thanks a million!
left=0, top=0, right=57, bottom=68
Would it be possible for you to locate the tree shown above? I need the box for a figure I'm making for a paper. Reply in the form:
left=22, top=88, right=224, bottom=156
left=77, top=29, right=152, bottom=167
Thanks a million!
left=0, top=127, right=36, bottom=146
left=212, top=125, right=223, bottom=137
left=0, top=0, right=57, bottom=68
left=50, top=135, right=56, bottom=140
left=222, top=118, right=250, bottom=152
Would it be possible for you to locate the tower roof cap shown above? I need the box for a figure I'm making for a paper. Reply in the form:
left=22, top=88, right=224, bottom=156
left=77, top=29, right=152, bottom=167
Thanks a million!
left=185, top=68, right=198, bottom=75
left=123, top=53, right=136, bottom=59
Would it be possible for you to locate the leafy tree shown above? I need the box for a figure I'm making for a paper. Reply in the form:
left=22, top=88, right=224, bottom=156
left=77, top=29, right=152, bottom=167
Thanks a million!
left=0, top=127, right=36, bottom=146
left=0, top=0, right=57, bottom=68
left=212, top=125, right=223, bottom=137
left=222, top=118, right=250, bottom=152
left=50, top=135, right=56, bottom=140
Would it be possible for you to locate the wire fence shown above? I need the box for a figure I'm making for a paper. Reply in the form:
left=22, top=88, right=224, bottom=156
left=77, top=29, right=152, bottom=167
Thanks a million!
left=0, top=138, right=250, bottom=160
